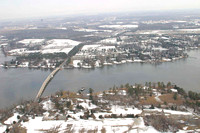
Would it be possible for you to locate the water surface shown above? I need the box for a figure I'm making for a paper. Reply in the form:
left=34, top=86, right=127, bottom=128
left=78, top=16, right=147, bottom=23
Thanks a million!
left=0, top=49, right=200, bottom=108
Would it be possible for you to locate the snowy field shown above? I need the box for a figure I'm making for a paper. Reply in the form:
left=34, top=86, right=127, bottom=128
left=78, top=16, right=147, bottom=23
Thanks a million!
left=81, top=44, right=115, bottom=52
left=100, top=38, right=118, bottom=44
left=74, top=28, right=99, bottom=32
left=134, top=28, right=200, bottom=35
left=41, top=39, right=80, bottom=54
left=21, top=117, right=158, bottom=133
left=81, top=45, right=101, bottom=51
left=44, top=39, right=80, bottom=49
left=74, top=28, right=113, bottom=33
left=18, top=39, right=45, bottom=46
left=9, top=39, right=81, bottom=55
left=99, top=25, right=138, bottom=29
left=97, top=46, right=115, bottom=51
left=41, top=48, right=73, bottom=54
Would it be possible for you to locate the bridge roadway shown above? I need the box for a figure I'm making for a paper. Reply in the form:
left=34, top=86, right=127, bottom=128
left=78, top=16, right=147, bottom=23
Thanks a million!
left=34, top=58, right=68, bottom=102
left=4, top=44, right=86, bottom=132
left=34, top=43, right=85, bottom=102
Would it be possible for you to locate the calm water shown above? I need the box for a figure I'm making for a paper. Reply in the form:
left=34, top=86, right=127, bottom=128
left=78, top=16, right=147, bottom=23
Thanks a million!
left=0, top=49, right=200, bottom=109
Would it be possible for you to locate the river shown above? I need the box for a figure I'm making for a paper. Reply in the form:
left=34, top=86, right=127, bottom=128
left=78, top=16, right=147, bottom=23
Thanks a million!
left=0, top=49, right=200, bottom=109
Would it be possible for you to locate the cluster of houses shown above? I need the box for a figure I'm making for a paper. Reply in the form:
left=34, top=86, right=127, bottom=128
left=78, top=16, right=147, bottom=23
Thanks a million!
left=0, top=23, right=200, bottom=69
left=70, top=34, right=199, bottom=69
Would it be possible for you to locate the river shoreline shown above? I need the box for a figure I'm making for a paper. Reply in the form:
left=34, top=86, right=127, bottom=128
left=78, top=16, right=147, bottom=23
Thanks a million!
left=0, top=49, right=199, bottom=108
left=0, top=55, right=188, bottom=69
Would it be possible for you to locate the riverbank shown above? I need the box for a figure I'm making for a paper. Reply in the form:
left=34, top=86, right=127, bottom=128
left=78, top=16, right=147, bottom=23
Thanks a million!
left=0, top=82, right=200, bottom=132
left=2, top=45, right=199, bottom=70
left=0, top=49, right=200, bottom=109
left=0, top=54, right=188, bottom=69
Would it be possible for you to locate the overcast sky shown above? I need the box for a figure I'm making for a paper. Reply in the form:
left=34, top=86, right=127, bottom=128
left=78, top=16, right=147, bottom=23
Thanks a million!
left=0, top=0, right=200, bottom=20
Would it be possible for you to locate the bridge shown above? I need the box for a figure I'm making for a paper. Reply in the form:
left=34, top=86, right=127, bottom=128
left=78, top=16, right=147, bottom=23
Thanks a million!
left=34, top=67, right=61, bottom=101
left=34, top=43, right=84, bottom=102
left=34, top=57, right=70, bottom=102
left=4, top=42, right=88, bottom=132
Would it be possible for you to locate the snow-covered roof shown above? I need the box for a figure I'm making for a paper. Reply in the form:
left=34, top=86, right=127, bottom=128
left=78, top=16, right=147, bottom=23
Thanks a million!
left=171, top=89, right=178, bottom=93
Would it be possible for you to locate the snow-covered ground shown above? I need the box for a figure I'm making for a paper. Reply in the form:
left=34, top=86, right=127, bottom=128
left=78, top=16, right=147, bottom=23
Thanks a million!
left=0, top=123, right=6, bottom=133
left=97, top=46, right=115, bottom=51
left=4, top=113, right=22, bottom=124
left=144, top=108, right=193, bottom=116
left=133, top=59, right=143, bottom=62
left=73, top=60, right=82, bottom=68
left=44, top=39, right=80, bottom=49
left=177, top=28, right=200, bottom=32
left=81, top=44, right=116, bottom=52
left=41, top=49, right=62, bottom=54
left=110, top=105, right=142, bottom=115
left=99, top=25, right=138, bottom=29
left=0, top=43, right=8, bottom=46
left=134, top=28, right=200, bottom=35
left=78, top=99, right=97, bottom=110
left=21, top=116, right=158, bottom=133
left=8, top=48, right=29, bottom=55
left=0, top=108, right=195, bottom=133
left=8, top=39, right=80, bottom=55
left=74, top=28, right=99, bottom=32
left=100, top=38, right=118, bottom=44
left=8, top=48, right=40, bottom=55
left=162, top=58, right=172, bottom=62
left=81, top=45, right=101, bottom=51
left=41, top=39, right=80, bottom=54
left=74, top=28, right=113, bottom=33
left=7, top=102, right=194, bottom=133
left=42, top=100, right=55, bottom=111
left=19, top=103, right=157, bottom=133
left=18, top=39, right=44, bottom=46
left=154, top=93, right=162, bottom=103
left=0, top=92, right=198, bottom=133
left=41, top=48, right=73, bottom=54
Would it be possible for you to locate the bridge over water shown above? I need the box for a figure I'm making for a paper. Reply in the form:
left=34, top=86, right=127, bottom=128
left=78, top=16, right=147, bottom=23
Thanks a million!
left=34, top=43, right=84, bottom=102
left=34, top=61, right=66, bottom=101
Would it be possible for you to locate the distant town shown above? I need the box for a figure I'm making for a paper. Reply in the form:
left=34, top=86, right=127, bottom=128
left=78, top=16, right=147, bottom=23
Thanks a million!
left=0, top=13, right=200, bottom=69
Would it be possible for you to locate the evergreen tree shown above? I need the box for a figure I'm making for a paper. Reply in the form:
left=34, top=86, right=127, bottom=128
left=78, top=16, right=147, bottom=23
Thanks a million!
left=173, top=93, right=178, bottom=100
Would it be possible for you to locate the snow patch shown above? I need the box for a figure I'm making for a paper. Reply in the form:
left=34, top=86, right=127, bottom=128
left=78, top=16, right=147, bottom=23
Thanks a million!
left=4, top=113, right=21, bottom=124
left=18, top=39, right=44, bottom=46
left=42, top=99, right=54, bottom=111
left=99, top=25, right=138, bottom=29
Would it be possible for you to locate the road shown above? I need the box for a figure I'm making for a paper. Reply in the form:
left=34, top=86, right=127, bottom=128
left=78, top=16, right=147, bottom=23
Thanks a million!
left=34, top=43, right=85, bottom=102
left=34, top=58, right=69, bottom=102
